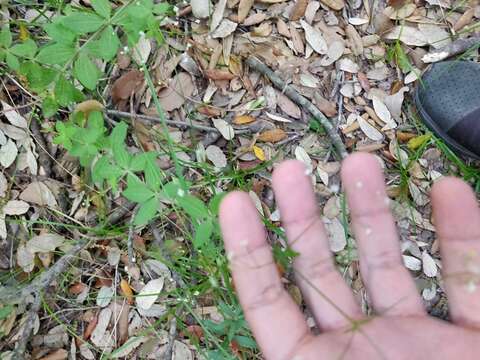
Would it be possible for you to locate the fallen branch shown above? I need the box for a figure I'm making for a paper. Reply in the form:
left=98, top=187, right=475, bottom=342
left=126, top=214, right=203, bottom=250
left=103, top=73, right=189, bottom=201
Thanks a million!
left=106, top=109, right=249, bottom=135
left=246, top=56, right=348, bottom=158
left=422, top=34, right=480, bottom=63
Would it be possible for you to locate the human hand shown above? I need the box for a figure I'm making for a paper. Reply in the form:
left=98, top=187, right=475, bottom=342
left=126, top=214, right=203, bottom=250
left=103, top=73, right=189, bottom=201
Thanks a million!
left=219, top=152, right=480, bottom=360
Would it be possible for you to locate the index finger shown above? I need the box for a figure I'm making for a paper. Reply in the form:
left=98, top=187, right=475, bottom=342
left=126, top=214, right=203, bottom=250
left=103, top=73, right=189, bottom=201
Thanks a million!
left=219, top=191, right=313, bottom=359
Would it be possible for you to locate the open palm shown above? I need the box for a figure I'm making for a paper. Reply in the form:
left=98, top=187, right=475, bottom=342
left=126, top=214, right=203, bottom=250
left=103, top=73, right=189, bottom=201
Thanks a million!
left=219, top=153, right=480, bottom=359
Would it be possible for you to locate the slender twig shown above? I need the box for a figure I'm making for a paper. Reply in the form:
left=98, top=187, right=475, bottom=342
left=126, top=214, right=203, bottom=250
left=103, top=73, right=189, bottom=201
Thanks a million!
left=127, top=206, right=138, bottom=265
left=29, top=116, right=52, bottom=177
left=246, top=56, right=348, bottom=159
left=105, top=109, right=250, bottom=135
left=163, top=306, right=183, bottom=360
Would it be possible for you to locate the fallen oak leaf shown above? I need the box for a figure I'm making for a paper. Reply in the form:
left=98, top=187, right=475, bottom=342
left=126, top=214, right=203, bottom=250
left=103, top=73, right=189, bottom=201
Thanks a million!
left=111, top=70, right=144, bottom=104
left=205, top=68, right=236, bottom=80
left=258, top=128, right=287, bottom=143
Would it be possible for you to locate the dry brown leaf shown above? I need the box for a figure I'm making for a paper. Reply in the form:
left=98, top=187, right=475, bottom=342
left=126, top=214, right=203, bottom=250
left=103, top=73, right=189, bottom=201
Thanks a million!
left=290, top=0, right=309, bottom=20
left=277, top=92, right=301, bottom=119
left=120, top=279, right=134, bottom=305
left=206, top=145, right=227, bottom=168
left=453, top=7, right=474, bottom=31
left=117, top=302, right=130, bottom=345
left=289, top=24, right=305, bottom=54
left=211, top=19, right=238, bottom=38
left=346, top=24, right=364, bottom=56
left=157, top=72, right=194, bottom=112
left=384, top=4, right=416, bottom=19
left=111, top=70, right=144, bottom=104
left=313, top=94, right=337, bottom=117
left=210, top=0, right=227, bottom=32
left=74, top=100, right=104, bottom=115
left=258, top=128, right=287, bottom=143
left=205, top=68, right=236, bottom=80
left=69, top=282, right=87, bottom=295
left=83, top=312, right=98, bottom=340
left=357, top=116, right=384, bottom=141
left=233, top=115, right=256, bottom=124
left=243, top=12, right=266, bottom=26
left=38, top=349, right=68, bottom=360
left=20, top=181, right=57, bottom=207
left=384, top=26, right=427, bottom=46
left=277, top=18, right=291, bottom=38
left=238, top=0, right=254, bottom=22
left=301, top=20, right=328, bottom=54
left=320, top=0, right=344, bottom=11
left=387, top=0, right=408, bottom=9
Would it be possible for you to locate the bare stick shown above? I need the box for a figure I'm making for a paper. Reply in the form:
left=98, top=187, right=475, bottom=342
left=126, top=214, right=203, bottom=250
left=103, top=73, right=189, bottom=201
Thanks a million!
left=245, top=56, right=348, bottom=158
left=29, top=116, right=53, bottom=177
left=127, top=206, right=138, bottom=265
left=422, top=34, right=480, bottom=63
left=106, top=109, right=249, bottom=135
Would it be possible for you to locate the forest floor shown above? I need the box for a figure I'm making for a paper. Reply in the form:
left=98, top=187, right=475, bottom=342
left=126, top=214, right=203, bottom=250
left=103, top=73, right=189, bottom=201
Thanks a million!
left=0, top=0, right=479, bottom=359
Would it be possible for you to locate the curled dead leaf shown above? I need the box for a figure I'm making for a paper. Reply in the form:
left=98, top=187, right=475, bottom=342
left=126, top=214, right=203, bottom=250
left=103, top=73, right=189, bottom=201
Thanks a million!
left=205, top=69, right=236, bottom=80
left=74, top=100, right=104, bottom=116
left=111, top=70, right=144, bottom=104
left=290, top=0, right=309, bottom=20
left=258, top=128, right=287, bottom=143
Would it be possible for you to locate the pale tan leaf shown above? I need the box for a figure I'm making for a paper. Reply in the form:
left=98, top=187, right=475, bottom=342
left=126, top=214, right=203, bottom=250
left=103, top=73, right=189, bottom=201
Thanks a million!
left=1, top=101, right=28, bottom=129
left=206, top=145, right=227, bottom=168
left=212, top=119, right=235, bottom=140
left=136, top=278, right=165, bottom=310
left=26, top=233, right=65, bottom=253
left=403, top=255, right=421, bottom=270
left=20, top=181, right=57, bottom=207
left=191, top=0, right=211, bottom=18
left=300, top=20, right=327, bottom=54
left=3, top=200, right=29, bottom=215
left=422, top=251, right=437, bottom=277
left=0, top=140, right=18, bottom=168
left=91, top=308, right=114, bottom=349
left=294, top=146, right=312, bottom=171
left=323, top=217, right=346, bottom=252
left=157, top=72, right=194, bottom=112
left=96, top=286, right=114, bottom=308
left=211, top=0, right=227, bottom=32
left=357, top=116, right=384, bottom=141
left=418, top=24, right=451, bottom=49
left=320, top=0, right=344, bottom=10
left=346, top=24, right=363, bottom=56
left=385, top=26, right=428, bottom=46
left=211, top=19, right=238, bottom=38
left=0, top=172, right=7, bottom=198
left=290, top=0, right=309, bottom=20
left=238, top=0, right=255, bottom=22
left=17, top=244, right=35, bottom=273
left=372, top=96, right=396, bottom=129
left=384, top=4, right=416, bottom=19
left=132, top=33, right=151, bottom=65
left=383, top=86, right=408, bottom=120
left=277, top=92, right=301, bottom=119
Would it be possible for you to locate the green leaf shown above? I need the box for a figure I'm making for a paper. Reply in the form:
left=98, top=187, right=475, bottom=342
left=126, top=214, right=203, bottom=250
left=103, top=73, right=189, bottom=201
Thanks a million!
left=178, top=195, right=209, bottom=221
left=0, top=305, right=13, bottom=321
left=208, top=193, right=226, bottom=215
left=92, top=0, right=111, bottom=18
left=6, top=52, right=19, bottom=70
left=233, top=335, right=257, bottom=349
left=92, top=155, right=123, bottom=185
left=44, top=21, right=77, bottom=44
left=85, top=26, right=119, bottom=61
left=36, top=43, right=75, bottom=65
left=54, top=76, right=84, bottom=107
left=19, top=61, right=56, bottom=91
left=163, top=180, right=182, bottom=199
left=153, top=3, right=173, bottom=15
left=62, top=12, right=104, bottom=34
left=10, top=39, right=37, bottom=58
left=134, top=197, right=158, bottom=225
left=74, top=53, right=99, bottom=90
left=42, top=96, right=58, bottom=117
left=130, top=153, right=148, bottom=172
left=144, top=153, right=162, bottom=190
left=0, top=26, right=12, bottom=47
left=110, top=122, right=130, bottom=168
left=54, top=121, right=75, bottom=149
left=193, top=219, right=213, bottom=249
left=123, top=174, right=155, bottom=203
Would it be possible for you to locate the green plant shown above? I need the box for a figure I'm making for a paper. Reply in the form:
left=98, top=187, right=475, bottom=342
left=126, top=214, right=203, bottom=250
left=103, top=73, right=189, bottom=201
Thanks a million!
left=0, top=0, right=173, bottom=117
